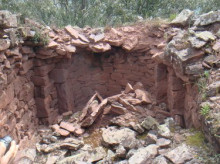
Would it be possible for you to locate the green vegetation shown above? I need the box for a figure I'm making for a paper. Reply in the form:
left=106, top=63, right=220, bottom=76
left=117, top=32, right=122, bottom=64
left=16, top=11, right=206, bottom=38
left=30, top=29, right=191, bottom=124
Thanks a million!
left=31, top=29, right=49, bottom=45
left=0, top=0, right=220, bottom=27
left=186, top=130, right=205, bottom=147
left=200, top=104, right=211, bottom=116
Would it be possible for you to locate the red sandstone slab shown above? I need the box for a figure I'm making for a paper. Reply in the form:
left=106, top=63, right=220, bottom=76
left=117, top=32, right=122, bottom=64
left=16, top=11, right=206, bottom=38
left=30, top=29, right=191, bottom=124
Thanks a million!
left=60, top=121, right=76, bottom=132
left=65, top=25, right=79, bottom=39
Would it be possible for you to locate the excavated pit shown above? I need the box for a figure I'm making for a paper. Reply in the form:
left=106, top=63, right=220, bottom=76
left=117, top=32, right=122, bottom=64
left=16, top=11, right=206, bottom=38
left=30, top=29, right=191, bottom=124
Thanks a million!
left=0, top=9, right=219, bottom=163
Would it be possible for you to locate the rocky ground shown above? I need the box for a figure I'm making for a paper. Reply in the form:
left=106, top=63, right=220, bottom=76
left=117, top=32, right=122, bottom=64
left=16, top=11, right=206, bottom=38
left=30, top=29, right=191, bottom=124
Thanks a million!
left=14, top=82, right=220, bottom=164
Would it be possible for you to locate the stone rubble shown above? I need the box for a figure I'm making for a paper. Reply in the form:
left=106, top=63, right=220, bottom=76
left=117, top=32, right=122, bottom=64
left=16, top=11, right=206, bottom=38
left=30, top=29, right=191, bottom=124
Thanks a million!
left=0, top=8, right=219, bottom=164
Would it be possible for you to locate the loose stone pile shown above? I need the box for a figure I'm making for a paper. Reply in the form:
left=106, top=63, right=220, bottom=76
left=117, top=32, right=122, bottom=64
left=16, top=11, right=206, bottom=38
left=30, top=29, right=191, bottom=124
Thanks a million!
left=15, top=83, right=218, bottom=164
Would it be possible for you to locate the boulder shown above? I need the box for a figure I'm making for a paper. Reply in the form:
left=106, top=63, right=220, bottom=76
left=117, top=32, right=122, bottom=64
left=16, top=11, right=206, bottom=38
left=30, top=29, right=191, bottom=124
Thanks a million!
left=0, top=10, right=17, bottom=28
left=194, top=10, right=220, bottom=26
left=157, top=124, right=171, bottom=139
left=188, top=37, right=206, bottom=48
left=102, top=127, right=138, bottom=149
left=195, top=31, right=216, bottom=41
left=152, top=155, right=168, bottom=164
left=164, top=144, right=193, bottom=164
left=156, top=138, right=171, bottom=148
left=0, top=39, right=10, bottom=51
left=128, top=144, right=158, bottom=164
left=141, top=116, right=159, bottom=130
left=171, top=9, right=194, bottom=26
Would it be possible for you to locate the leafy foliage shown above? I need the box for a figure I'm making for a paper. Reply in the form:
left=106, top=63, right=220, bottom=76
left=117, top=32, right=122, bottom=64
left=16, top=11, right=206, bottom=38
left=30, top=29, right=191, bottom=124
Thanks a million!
left=0, top=0, right=219, bottom=27
left=200, top=104, right=211, bottom=116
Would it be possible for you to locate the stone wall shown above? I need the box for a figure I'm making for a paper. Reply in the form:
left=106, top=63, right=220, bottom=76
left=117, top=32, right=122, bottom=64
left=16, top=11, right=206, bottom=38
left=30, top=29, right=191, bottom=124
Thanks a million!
left=50, top=50, right=156, bottom=113
left=0, top=44, right=38, bottom=147
left=0, top=9, right=219, bottom=151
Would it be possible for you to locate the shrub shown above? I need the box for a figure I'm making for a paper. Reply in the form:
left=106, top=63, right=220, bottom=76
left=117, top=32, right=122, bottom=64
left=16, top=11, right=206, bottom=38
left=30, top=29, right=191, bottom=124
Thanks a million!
left=200, top=104, right=211, bottom=116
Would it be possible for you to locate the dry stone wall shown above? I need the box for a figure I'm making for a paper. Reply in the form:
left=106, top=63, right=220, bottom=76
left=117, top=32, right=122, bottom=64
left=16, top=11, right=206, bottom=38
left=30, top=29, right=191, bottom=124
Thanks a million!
left=0, top=11, right=38, bottom=147
left=0, top=9, right=219, bottom=151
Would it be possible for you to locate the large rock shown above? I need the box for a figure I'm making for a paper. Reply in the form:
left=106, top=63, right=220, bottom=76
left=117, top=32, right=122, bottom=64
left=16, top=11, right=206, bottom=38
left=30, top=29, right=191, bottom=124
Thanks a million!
left=141, top=116, right=159, bottom=130
left=0, top=10, right=17, bottom=28
left=102, top=127, right=138, bottom=149
left=152, top=155, right=168, bottom=164
left=0, top=39, right=10, bottom=51
left=56, top=146, right=106, bottom=163
left=89, top=42, right=111, bottom=52
left=194, top=10, right=220, bottom=26
left=128, top=144, right=158, bottom=164
left=195, top=31, right=216, bottom=41
left=188, top=37, right=206, bottom=48
left=171, top=9, right=194, bottom=26
left=157, top=124, right=171, bottom=139
left=164, top=144, right=193, bottom=164
left=36, top=137, right=84, bottom=153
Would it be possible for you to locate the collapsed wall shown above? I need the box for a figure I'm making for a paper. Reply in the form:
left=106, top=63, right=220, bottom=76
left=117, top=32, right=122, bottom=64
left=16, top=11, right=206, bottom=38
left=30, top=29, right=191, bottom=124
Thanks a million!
left=0, top=9, right=219, bottom=151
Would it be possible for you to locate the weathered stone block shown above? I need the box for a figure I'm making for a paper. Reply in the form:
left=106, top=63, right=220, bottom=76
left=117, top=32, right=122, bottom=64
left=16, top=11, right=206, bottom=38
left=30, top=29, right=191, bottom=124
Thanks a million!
left=34, top=64, right=54, bottom=76
left=0, top=10, right=17, bottom=28
left=19, top=60, right=34, bottom=75
left=32, top=75, right=50, bottom=86
left=36, top=96, right=51, bottom=118
left=50, top=69, right=68, bottom=83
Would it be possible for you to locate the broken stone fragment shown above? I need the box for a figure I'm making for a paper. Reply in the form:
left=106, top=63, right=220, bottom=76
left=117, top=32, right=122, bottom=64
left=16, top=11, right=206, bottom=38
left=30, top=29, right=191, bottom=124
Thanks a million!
left=152, top=155, right=168, bottom=164
left=110, top=103, right=128, bottom=115
left=135, top=89, right=152, bottom=104
left=47, top=40, right=59, bottom=48
left=156, top=138, right=171, bottom=148
left=118, top=97, right=139, bottom=113
left=188, top=36, right=206, bottom=48
left=0, top=39, right=10, bottom=51
left=51, top=124, right=70, bottom=137
left=36, top=137, right=83, bottom=153
left=171, top=9, right=194, bottom=26
left=56, top=146, right=106, bottom=163
left=212, top=40, right=220, bottom=52
left=185, top=63, right=204, bottom=75
left=146, top=132, right=158, bottom=144
left=0, top=10, right=17, bottom=28
left=122, top=36, right=138, bottom=51
left=129, top=122, right=145, bottom=134
left=157, top=124, right=171, bottom=139
left=90, top=33, right=105, bottom=42
left=115, top=145, right=126, bottom=158
left=204, top=55, right=219, bottom=66
left=124, top=83, right=134, bottom=94
left=65, top=25, right=79, bottom=39
left=89, top=42, right=111, bottom=52
left=194, top=10, right=220, bottom=26
left=71, top=38, right=88, bottom=47
left=59, top=121, right=75, bottom=132
left=102, top=127, right=138, bottom=149
left=78, top=34, right=90, bottom=43
left=195, top=31, right=216, bottom=41
left=73, top=126, right=85, bottom=136
left=141, top=116, right=159, bottom=130
left=164, top=144, right=193, bottom=164
left=64, top=45, right=76, bottom=53
left=128, top=144, right=158, bottom=164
